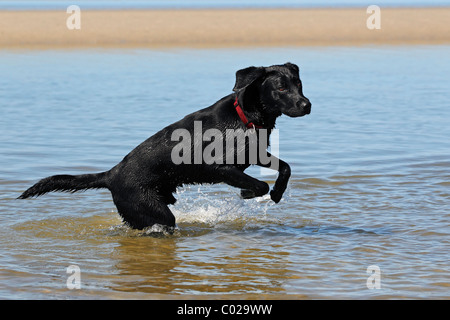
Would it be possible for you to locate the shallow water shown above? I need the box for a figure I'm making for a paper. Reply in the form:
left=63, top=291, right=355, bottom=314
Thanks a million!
left=0, top=46, right=449, bottom=299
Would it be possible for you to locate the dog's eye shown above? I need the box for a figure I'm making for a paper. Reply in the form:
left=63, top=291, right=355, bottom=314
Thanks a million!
left=278, top=87, right=286, bottom=92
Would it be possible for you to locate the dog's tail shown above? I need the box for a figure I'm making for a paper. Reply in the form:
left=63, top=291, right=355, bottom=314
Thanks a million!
left=18, top=171, right=110, bottom=199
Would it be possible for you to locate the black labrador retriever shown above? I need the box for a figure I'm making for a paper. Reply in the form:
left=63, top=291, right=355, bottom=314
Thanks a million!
left=19, top=62, right=311, bottom=230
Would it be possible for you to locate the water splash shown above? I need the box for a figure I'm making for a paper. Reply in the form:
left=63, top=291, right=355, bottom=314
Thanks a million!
left=172, top=185, right=279, bottom=229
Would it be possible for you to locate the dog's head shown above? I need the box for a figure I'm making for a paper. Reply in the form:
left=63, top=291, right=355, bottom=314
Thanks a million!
left=233, top=62, right=311, bottom=118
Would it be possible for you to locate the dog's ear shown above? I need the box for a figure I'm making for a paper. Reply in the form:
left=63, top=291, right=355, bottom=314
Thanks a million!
left=233, top=66, right=266, bottom=93
left=233, top=66, right=265, bottom=109
left=284, top=62, right=299, bottom=75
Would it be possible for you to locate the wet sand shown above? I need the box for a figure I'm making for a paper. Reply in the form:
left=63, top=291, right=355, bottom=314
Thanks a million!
left=0, top=7, right=449, bottom=49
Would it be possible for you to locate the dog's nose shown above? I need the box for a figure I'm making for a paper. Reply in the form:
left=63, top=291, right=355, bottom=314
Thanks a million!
left=305, top=101, right=311, bottom=114
left=298, top=100, right=311, bottom=114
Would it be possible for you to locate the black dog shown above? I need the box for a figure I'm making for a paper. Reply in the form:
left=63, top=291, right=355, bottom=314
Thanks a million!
left=19, top=63, right=311, bottom=230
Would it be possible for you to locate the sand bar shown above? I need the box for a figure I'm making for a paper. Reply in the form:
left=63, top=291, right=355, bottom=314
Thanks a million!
left=0, top=8, right=449, bottom=49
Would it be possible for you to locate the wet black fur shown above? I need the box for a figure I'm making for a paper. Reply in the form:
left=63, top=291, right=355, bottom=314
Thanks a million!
left=19, top=63, right=311, bottom=230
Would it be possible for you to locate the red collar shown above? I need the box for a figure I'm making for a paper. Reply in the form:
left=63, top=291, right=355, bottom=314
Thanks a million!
left=234, top=96, right=263, bottom=129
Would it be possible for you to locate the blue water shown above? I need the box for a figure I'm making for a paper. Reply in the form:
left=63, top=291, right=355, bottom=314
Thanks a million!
left=0, top=0, right=448, bottom=10
left=0, top=46, right=449, bottom=299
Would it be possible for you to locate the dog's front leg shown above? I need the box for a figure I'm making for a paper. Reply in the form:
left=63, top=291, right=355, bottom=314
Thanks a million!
left=213, top=165, right=269, bottom=198
left=258, top=152, right=291, bottom=203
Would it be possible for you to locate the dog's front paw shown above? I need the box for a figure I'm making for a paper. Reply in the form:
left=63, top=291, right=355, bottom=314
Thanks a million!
left=241, top=189, right=256, bottom=199
left=270, top=189, right=283, bottom=203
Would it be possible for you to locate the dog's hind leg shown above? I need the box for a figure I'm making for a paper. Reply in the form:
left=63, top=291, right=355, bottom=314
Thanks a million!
left=111, top=189, right=176, bottom=230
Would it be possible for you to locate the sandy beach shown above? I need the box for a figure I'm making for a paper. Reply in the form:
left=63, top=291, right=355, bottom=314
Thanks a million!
left=0, top=7, right=449, bottom=49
